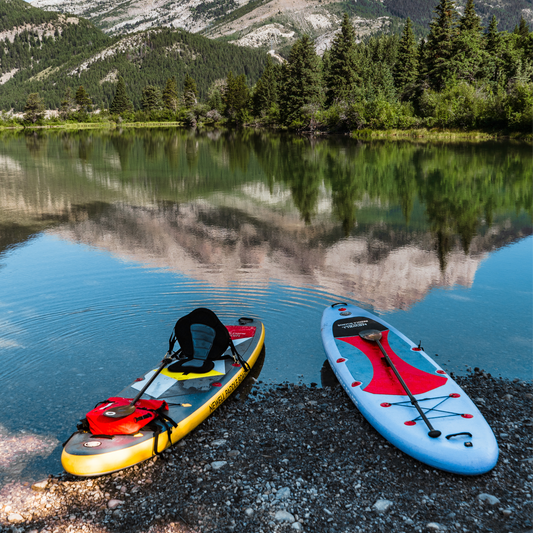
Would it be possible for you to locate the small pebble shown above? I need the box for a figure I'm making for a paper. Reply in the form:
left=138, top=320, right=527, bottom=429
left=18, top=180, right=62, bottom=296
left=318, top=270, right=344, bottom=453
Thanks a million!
left=31, top=479, right=49, bottom=492
left=373, top=499, right=394, bottom=513
left=275, top=510, right=295, bottom=523
left=477, top=493, right=500, bottom=506
left=427, top=523, right=446, bottom=531
left=107, top=499, right=124, bottom=510
left=276, top=487, right=291, bottom=500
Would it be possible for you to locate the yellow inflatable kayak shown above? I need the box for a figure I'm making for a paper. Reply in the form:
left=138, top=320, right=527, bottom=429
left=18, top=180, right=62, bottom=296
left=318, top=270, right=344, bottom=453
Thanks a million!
left=62, top=311, right=265, bottom=477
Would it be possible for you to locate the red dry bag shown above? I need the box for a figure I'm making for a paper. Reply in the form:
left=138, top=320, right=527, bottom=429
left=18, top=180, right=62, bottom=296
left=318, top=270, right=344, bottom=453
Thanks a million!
left=85, top=397, right=169, bottom=436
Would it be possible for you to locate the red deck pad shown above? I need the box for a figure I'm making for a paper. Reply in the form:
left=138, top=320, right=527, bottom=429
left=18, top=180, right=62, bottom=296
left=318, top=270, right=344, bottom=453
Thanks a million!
left=226, top=326, right=256, bottom=339
left=340, top=331, right=447, bottom=395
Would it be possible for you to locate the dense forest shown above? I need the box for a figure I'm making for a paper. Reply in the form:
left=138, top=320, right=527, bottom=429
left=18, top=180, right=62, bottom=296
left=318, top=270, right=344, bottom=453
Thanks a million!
left=0, top=0, right=268, bottom=111
left=0, top=0, right=531, bottom=133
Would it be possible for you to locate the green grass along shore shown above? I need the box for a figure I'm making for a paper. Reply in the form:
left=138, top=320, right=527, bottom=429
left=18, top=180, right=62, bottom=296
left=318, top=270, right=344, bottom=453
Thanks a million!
left=1, top=120, right=531, bottom=142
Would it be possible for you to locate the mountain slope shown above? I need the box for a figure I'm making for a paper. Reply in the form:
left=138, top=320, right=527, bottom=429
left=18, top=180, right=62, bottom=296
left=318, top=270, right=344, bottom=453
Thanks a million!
left=31, top=0, right=532, bottom=52
left=0, top=0, right=267, bottom=111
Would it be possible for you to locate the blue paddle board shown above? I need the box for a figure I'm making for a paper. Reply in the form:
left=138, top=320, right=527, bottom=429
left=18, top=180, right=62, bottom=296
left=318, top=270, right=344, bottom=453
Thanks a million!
left=321, top=303, right=498, bottom=475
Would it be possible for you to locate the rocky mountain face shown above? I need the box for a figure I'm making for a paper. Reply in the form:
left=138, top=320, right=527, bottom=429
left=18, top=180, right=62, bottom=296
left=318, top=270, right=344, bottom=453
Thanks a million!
left=31, top=0, right=532, bottom=53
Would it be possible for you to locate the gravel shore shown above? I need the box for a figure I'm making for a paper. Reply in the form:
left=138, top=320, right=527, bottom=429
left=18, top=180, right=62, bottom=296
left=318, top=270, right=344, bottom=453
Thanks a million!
left=1, top=370, right=531, bottom=533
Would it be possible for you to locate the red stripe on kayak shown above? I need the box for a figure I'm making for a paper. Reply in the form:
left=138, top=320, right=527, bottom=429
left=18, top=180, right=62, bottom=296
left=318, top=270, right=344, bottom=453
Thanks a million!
left=226, top=326, right=256, bottom=339
left=340, top=331, right=447, bottom=395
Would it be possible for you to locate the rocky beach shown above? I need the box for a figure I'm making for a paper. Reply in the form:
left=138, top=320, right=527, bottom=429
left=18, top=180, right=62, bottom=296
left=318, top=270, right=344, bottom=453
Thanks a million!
left=0, top=370, right=532, bottom=533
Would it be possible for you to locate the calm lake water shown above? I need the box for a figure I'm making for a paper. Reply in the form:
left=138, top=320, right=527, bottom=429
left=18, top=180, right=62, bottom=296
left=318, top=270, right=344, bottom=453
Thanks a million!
left=0, top=128, right=531, bottom=484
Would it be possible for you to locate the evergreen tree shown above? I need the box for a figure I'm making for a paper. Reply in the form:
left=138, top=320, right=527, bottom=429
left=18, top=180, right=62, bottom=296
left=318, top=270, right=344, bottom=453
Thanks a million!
left=223, top=71, right=250, bottom=123
left=75, top=85, right=93, bottom=113
left=394, top=18, right=419, bottom=95
left=279, top=35, right=323, bottom=126
left=23, top=92, right=44, bottom=123
left=515, top=16, right=530, bottom=38
left=251, top=55, right=280, bottom=117
left=459, top=0, right=482, bottom=32
left=452, top=0, right=484, bottom=82
left=486, top=15, right=501, bottom=55
left=366, top=61, right=397, bottom=102
left=183, top=73, right=198, bottom=108
left=484, top=15, right=505, bottom=84
left=325, top=13, right=360, bottom=106
left=59, top=87, right=75, bottom=120
left=141, top=85, right=163, bottom=111
left=109, top=76, right=133, bottom=115
left=162, top=76, right=179, bottom=112
left=207, top=79, right=225, bottom=113
left=424, top=0, right=459, bottom=90
left=513, top=16, right=532, bottom=57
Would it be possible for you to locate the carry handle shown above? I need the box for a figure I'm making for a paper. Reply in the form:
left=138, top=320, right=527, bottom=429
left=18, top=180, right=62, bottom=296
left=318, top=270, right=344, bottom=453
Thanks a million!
left=446, top=432, right=473, bottom=440
left=331, top=302, right=348, bottom=308
left=239, top=317, right=255, bottom=325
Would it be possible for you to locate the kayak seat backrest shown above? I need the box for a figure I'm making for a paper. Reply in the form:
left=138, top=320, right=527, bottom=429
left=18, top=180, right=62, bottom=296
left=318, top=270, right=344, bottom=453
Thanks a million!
left=190, top=324, right=216, bottom=361
left=167, top=308, right=232, bottom=375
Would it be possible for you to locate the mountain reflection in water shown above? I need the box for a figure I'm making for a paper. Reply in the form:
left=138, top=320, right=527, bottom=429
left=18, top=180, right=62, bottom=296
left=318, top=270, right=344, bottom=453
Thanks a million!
left=1, top=129, right=530, bottom=310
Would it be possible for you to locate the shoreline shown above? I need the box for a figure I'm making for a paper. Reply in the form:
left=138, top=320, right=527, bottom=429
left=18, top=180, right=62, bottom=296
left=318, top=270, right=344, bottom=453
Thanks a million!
left=0, top=121, right=531, bottom=142
left=0, top=371, right=531, bottom=533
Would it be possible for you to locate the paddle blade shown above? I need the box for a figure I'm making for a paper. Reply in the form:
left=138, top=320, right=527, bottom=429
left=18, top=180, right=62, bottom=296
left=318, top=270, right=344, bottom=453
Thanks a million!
left=359, top=329, right=383, bottom=342
left=103, top=404, right=136, bottom=418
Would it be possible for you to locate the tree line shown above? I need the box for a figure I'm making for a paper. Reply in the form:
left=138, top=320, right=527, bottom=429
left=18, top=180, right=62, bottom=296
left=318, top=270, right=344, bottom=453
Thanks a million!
left=6, top=0, right=533, bottom=133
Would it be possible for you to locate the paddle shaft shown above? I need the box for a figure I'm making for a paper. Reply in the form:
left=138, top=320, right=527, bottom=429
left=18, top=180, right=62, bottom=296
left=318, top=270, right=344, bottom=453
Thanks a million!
left=373, top=338, right=441, bottom=438
left=129, top=354, right=172, bottom=406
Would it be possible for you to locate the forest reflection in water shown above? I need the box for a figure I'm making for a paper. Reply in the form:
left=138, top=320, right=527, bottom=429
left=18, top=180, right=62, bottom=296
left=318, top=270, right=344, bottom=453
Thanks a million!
left=0, top=127, right=531, bottom=484
left=2, top=127, right=531, bottom=271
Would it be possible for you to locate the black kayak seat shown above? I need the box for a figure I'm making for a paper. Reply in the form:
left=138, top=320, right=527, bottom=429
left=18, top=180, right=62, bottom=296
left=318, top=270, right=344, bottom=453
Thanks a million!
left=167, top=308, right=234, bottom=375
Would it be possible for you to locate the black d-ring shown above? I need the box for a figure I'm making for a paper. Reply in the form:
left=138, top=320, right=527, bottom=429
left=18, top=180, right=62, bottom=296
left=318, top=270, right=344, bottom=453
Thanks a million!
left=331, top=302, right=348, bottom=308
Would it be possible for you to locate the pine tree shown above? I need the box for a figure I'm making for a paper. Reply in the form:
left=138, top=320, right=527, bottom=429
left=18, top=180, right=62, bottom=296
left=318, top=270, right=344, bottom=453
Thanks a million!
left=483, top=15, right=505, bottom=83
left=207, top=79, right=225, bottom=113
left=75, top=85, right=92, bottom=113
left=460, top=0, right=481, bottom=32
left=141, top=85, right=163, bottom=111
left=23, top=92, right=44, bottom=123
left=162, top=76, right=179, bottom=111
left=513, top=16, right=532, bottom=57
left=325, top=13, right=360, bottom=106
left=424, top=0, right=459, bottom=90
left=394, top=18, right=419, bottom=95
left=251, top=55, right=279, bottom=117
left=109, top=76, right=133, bottom=115
left=452, top=0, right=484, bottom=82
left=223, top=71, right=250, bottom=123
left=59, top=87, right=75, bottom=120
left=515, top=16, right=530, bottom=38
left=279, top=35, right=323, bottom=126
left=183, top=73, right=198, bottom=108
left=486, top=15, right=500, bottom=54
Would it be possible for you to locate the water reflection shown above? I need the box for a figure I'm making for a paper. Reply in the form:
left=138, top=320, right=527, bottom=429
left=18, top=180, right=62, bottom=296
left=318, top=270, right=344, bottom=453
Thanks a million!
left=0, top=129, right=531, bottom=312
